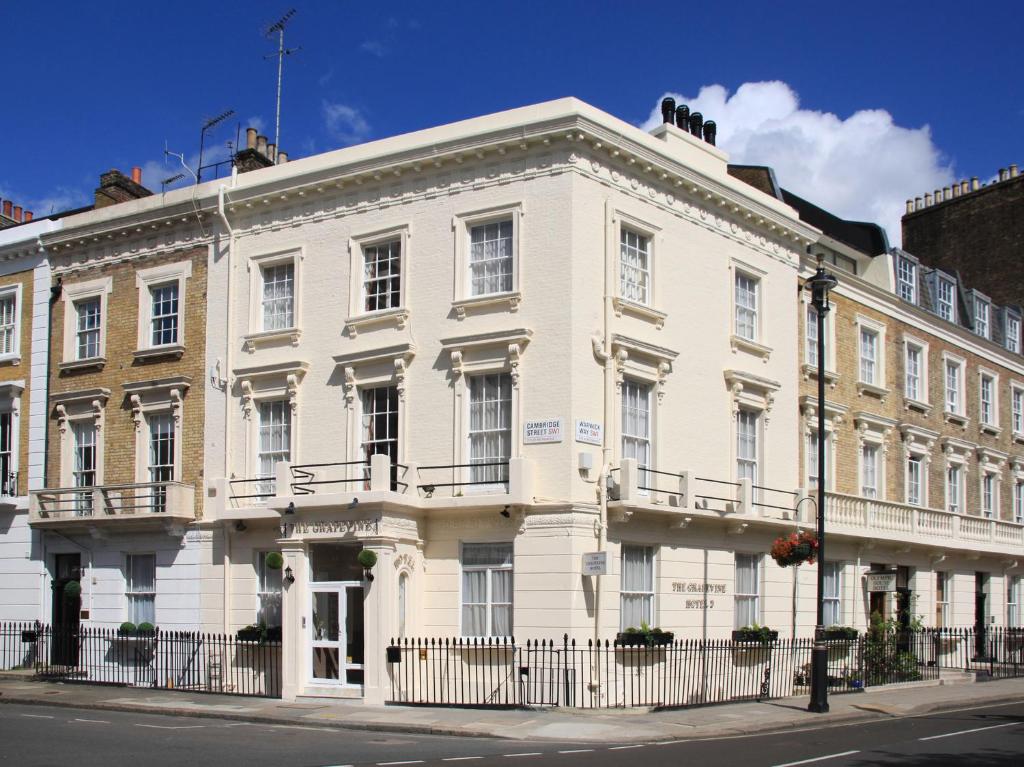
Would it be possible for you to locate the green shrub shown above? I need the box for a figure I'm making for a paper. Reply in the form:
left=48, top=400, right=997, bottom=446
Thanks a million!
left=823, top=626, right=858, bottom=641
left=357, top=549, right=377, bottom=569
left=118, top=622, right=137, bottom=636
left=732, top=624, right=779, bottom=643
left=264, top=552, right=284, bottom=570
left=63, top=581, right=82, bottom=600
left=136, top=622, right=155, bottom=635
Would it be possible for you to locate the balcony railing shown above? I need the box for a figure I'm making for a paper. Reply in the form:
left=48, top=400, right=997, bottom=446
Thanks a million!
left=824, top=491, right=1024, bottom=551
left=29, top=482, right=196, bottom=527
left=0, top=470, right=17, bottom=499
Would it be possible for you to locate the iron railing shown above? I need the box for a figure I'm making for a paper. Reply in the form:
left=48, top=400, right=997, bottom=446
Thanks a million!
left=30, top=482, right=195, bottom=520
left=386, top=629, right=1023, bottom=709
left=416, top=461, right=509, bottom=498
left=0, top=622, right=281, bottom=698
left=0, top=470, right=17, bottom=498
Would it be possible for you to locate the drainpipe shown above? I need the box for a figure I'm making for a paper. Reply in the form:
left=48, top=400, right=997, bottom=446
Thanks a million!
left=217, top=182, right=236, bottom=634
left=39, top=257, right=61, bottom=623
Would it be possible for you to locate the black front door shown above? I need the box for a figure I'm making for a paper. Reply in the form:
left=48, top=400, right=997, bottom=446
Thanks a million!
left=51, top=553, right=81, bottom=666
left=975, top=572, right=989, bottom=660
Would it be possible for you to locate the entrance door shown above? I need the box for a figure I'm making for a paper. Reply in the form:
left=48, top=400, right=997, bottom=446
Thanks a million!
left=51, top=553, right=81, bottom=666
left=310, top=584, right=364, bottom=687
left=975, top=572, right=989, bottom=660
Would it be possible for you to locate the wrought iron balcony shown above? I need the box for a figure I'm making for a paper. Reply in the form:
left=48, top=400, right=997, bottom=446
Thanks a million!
left=29, top=481, right=197, bottom=530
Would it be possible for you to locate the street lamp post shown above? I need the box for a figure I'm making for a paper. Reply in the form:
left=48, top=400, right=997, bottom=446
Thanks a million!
left=805, top=257, right=838, bottom=714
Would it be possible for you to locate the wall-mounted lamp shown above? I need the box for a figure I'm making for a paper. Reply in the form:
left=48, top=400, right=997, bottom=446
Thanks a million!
left=284, top=566, right=295, bottom=584
left=285, top=502, right=295, bottom=515
left=234, top=520, right=247, bottom=532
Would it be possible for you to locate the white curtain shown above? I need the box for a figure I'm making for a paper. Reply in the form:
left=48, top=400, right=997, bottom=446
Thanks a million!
left=735, top=554, right=759, bottom=628
left=823, top=562, right=841, bottom=626
left=127, top=554, right=156, bottom=625
left=462, top=570, right=487, bottom=637
left=491, top=570, right=513, bottom=637
left=620, top=545, right=653, bottom=630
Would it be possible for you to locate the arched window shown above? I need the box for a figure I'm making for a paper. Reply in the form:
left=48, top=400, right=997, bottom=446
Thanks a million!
left=398, top=573, right=408, bottom=638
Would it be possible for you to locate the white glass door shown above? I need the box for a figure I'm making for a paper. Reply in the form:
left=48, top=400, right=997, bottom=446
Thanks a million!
left=309, top=584, right=364, bottom=687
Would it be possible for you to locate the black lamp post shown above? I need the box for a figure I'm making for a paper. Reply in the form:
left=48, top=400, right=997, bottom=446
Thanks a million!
left=805, top=256, right=838, bottom=714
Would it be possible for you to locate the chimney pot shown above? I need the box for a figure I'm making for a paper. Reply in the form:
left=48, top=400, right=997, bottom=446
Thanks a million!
left=131, top=166, right=142, bottom=185
left=1011, top=164, right=1019, bottom=178
left=13, top=206, right=22, bottom=222
left=257, top=135, right=268, bottom=156
left=674, top=104, right=690, bottom=132
left=688, top=112, right=703, bottom=138
left=906, top=199, right=914, bottom=214
left=660, top=98, right=676, bottom=125
left=952, top=184, right=960, bottom=197
left=971, top=176, right=980, bottom=190
left=961, top=180, right=969, bottom=194
left=915, top=197, right=922, bottom=211
left=24, top=211, right=33, bottom=222
left=267, top=143, right=277, bottom=163
left=246, top=128, right=258, bottom=150
left=942, top=186, right=950, bottom=200
left=702, top=120, right=717, bottom=146
left=277, top=151, right=288, bottom=164
left=2, top=201, right=11, bottom=217
left=925, top=192, right=933, bottom=206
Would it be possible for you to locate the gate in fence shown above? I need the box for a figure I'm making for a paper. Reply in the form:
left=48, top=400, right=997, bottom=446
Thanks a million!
left=0, top=622, right=282, bottom=698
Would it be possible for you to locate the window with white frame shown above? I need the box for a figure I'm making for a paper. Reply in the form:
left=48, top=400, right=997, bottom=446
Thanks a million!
left=361, top=386, right=399, bottom=489
left=861, top=444, right=879, bottom=499
left=469, top=219, right=514, bottom=297
left=905, top=343, right=923, bottom=402
left=907, top=454, right=924, bottom=506
left=461, top=543, right=513, bottom=637
left=150, top=283, right=179, bottom=346
left=398, top=572, right=408, bottom=638
left=737, top=409, right=759, bottom=484
left=807, top=432, right=831, bottom=491
left=1007, top=314, right=1021, bottom=354
left=936, top=571, right=950, bottom=627
left=975, top=297, right=990, bottom=339
left=135, top=260, right=191, bottom=352
left=1009, top=576, right=1021, bottom=627
left=734, top=272, right=759, bottom=342
left=0, top=411, right=12, bottom=496
left=823, top=561, right=842, bottom=626
left=859, top=327, right=879, bottom=385
left=620, top=545, right=654, bottom=630
left=1014, top=387, right=1024, bottom=435
left=936, top=277, right=956, bottom=322
left=467, top=373, right=512, bottom=485
left=261, top=262, right=295, bottom=331
left=258, top=401, right=291, bottom=495
left=735, top=553, right=760, bottom=628
left=362, top=239, right=402, bottom=313
left=72, top=422, right=97, bottom=515
left=896, top=257, right=917, bottom=303
left=982, top=472, right=997, bottom=518
left=125, top=553, right=156, bottom=625
left=619, top=228, right=650, bottom=305
left=947, top=464, right=963, bottom=515
left=148, top=414, right=174, bottom=513
left=0, top=290, right=16, bottom=357
left=75, top=298, right=101, bottom=360
left=622, top=379, right=652, bottom=487
left=980, top=372, right=998, bottom=429
left=805, top=304, right=818, bottom=366
left=256, top=551, right=282, bottom=628
left=1015, top=480, right=1024, bottom=524
left=945, top=358, right=963, bottom=414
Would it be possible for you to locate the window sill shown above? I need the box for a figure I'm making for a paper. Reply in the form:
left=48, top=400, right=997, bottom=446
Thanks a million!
left=344, top=308, right=410, bottom=337
left=980, top=423, right=1002, bottom=437
left=58, top=357, right=106, bottom=373
left=856, top=381, right=890, bottom=401
left=452, top=292, right=521, bottom=320
left=944, top=410, right=970, bottom=428
left=133, top=344, right=185, bottom=362
left=730, top=334, right=771, bottom=361
left=243, top=327, right=301, bottom=352
left=0, top=353, right=21, bottom=366
left=904, top=397, right=932, bottom=415
left=1013, top=432, right=1024, bottom=445
left=612, top=297, right=666, bottom=329
left=800, top=364, right=839, bottom=387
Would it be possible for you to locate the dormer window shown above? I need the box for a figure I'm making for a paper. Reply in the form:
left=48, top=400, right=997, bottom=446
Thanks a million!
left=975, top=296, right=990, bottom=339
left=936, top=277, right=956, bottom=322
left=896, top=257, right=917, bottom=303
left=1006, top=313, right=1021, bottom=354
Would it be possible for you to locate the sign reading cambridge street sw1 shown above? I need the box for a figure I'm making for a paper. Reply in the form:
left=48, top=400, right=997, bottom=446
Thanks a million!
left=524, top=418, right=563, bottom=444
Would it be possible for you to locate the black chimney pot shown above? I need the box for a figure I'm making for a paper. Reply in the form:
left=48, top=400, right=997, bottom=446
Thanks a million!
left=703, top=120, right=717, bottom=146
left=689, top=112, right=704, bottom=138
left=675, top=105, right=690, bottom=132
left=660, top=98, right=676, bottom=124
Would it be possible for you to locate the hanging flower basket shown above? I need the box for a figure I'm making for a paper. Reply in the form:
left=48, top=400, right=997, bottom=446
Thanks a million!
left=770, top=530, right=819, bottom=567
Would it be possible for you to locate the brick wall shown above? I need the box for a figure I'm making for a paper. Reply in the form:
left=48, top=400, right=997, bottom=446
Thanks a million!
left=0, top=268, right=35, bottom=489
left=46, top=248, right=208, bottom=511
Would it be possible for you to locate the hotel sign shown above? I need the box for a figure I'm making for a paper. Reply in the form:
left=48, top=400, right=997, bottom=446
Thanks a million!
left=582, top=551, right=608, bottom=576
left=866, top=573, right=897, bottom=593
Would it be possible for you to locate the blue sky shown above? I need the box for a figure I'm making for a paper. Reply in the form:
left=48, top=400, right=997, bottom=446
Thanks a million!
left=2, top=0, right=1020, bottom=243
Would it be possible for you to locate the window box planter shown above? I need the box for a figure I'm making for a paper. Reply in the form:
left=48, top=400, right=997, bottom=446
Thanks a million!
left=823, top=626, right=859, bottom=641
left=236, top=625, right=282, bottom=643
left=615, top=628, right=674, bottom=647
left=731, top=627, right=778, bottom=643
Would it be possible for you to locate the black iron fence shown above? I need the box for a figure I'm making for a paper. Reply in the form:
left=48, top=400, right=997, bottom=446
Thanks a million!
left=386, top=629, right=1024, bottom=709
left=0, top=622, right=281, bottom=698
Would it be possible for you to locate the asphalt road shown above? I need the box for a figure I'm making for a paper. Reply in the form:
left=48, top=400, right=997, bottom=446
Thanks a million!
left=0, top=700, right=1022, bottom=766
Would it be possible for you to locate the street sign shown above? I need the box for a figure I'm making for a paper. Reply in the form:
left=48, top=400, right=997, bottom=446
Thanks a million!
left=575, top=420, right=602, bottom=445
left=582, top=551, right=608, bottom=576
left=524, top=418, right=563, bottom=444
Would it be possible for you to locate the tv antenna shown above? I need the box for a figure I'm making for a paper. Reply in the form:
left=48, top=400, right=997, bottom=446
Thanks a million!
left=160, top=173, right=185, bottom=193
left=264, top=8, right=300, bottom=153
left=197, top=109, right=235, bottom=184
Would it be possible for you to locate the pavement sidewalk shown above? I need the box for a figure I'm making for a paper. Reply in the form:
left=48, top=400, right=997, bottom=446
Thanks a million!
left=1, top=672, right=1022, bottom=743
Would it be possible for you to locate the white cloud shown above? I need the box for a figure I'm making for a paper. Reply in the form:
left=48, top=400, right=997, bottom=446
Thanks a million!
left=0, top=183, right=89, bottom=218
left=360, top=40, right=388, bottom=57
left=642, top=82, right=954, bottom=246
left=323, top=101, right=371, bottom=146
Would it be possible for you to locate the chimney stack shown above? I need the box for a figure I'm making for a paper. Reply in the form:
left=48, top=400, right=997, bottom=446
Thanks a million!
left=94, top=168, right=153, bottom=209
left=234, top=126, right=277, bottom=174
left=688, top=112, right=703, bottom=139
left=660, top=98, right=676, bottom=124
left=277, top=151, right=288, bottom=164
left=246, top=128, right=258, bottom=150
left=131, top=166, right=142, bottom=185
left=675, top=104, right=690, bottom=132
left=257, top=135, right=268, bottom=156
left=24, top=211, right=32, bottom=222
left=703, top=120, right=717, bottom=146
left=12, top=206, right=22, bottom=222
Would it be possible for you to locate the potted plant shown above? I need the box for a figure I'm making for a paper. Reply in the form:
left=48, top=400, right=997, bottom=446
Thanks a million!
left=731, top=624, right=779, bottom=643
left=136, top=622, right=156, bottom=636
left=264, top=552, right=284, bottom=570
left=615, top=622, right=675, bottom=647
left=823, top=626, right=859, bottom=641
left=770, top=530, right=819, bottom=567
left=357, top=549, right=377, bottom=581
left=118, top=621, right=137, bottom=637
